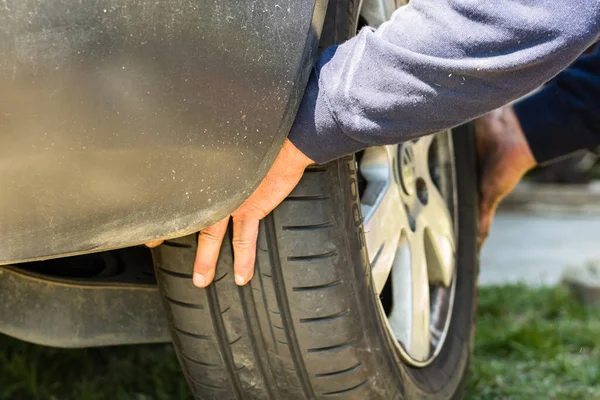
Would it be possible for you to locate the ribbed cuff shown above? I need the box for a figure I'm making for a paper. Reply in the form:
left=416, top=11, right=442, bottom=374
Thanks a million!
left=515, top=84, right=592, bottom=164
left=288, top=48, right=368, bottom=164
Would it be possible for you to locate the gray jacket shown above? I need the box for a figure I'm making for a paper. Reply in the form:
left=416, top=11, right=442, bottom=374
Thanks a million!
left=289, top=0, right=600, bottom=163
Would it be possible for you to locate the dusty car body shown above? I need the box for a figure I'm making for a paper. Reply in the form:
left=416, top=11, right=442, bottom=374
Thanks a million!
left=0, top=0, right=326, bottom=264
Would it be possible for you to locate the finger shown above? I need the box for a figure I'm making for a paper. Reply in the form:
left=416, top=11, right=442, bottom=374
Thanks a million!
left=478, top=184, right=496, bottom=247
left=478, top=190, right=499, bottom=248
left=194, top=217, right=230, bottom=288
left=478, top=193, right=490, bottom=239
left=231, top=215, right=260, bottom=286
left=480, top=204, right=497, bottom=246
left=145, top=240, right=164, bottom=248
left=478, top=208, right=491, bottom=248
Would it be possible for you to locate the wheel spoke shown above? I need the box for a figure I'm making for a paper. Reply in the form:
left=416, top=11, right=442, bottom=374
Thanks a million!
left=387, top=233, right=431, bottom=361
left=359, top=146, right=393, bottom=218
left=413, top=133, right=435, bottom=161
left=364, top=187, right=405, bottom=294
left=360, top=146, right=409, bottom=295
left=413, top=132, right=443, bottom=183
left=420, top=180, right=455, bottom=287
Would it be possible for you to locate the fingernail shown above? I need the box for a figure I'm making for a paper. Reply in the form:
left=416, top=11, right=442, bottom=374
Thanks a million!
left=193, top=273, right=207, bottom=288
left=234, top=274, right=246, bottom=286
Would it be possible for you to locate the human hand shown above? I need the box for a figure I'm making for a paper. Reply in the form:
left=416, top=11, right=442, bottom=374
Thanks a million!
left=474, top=106, right=537, bottom=247
left=146, top=139, right=314, bottom=288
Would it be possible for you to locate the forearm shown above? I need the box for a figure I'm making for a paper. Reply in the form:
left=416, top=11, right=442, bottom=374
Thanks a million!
left=290, top=0, right=600, bottom=163
left=515, top=45, right=600, bottom=164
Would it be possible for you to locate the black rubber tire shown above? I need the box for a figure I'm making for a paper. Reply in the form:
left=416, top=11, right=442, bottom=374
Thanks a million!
left=152, top=2, right=479, bottom=398
left=152, top=126, right=478, bottom=400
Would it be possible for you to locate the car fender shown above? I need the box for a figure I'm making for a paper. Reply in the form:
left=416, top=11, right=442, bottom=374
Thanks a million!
left=0, top=0, right=328, bottom=263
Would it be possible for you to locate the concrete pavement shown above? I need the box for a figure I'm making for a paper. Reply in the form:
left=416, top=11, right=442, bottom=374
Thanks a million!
left=479, top=210, right=600, bottom=286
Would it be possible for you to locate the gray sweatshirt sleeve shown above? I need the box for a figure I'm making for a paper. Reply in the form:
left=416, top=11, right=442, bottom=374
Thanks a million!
left=288, top=0, right=600, bottom=163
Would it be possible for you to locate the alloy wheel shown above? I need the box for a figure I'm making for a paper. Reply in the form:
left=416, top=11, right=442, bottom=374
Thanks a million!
left=359, top=132, right=458, bottom=367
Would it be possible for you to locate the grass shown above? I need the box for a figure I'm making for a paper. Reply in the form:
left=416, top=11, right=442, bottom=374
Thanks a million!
left=0, top=285, right=598, bottom=399
left=0, top=342, right=191, bottom=400
left=466, top=285, right=600, bottom=399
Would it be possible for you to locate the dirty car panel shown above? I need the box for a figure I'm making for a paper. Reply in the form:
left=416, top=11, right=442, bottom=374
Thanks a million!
left=0, top=0, right=327, bottom=263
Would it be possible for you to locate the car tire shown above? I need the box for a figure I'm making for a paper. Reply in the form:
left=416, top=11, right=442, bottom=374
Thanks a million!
left=152, top=124, right=478, bottom=400
left=152, top=1, right=479, bottom=398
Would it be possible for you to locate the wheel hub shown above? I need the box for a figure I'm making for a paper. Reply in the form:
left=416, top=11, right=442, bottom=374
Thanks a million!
left=359, top=132, right=457, bottom=366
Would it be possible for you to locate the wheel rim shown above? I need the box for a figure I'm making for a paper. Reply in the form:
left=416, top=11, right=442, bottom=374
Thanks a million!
left=359, top=132, right=458, bottom=367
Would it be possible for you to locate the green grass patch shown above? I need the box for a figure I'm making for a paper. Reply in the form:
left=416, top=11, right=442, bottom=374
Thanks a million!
left=467, top=285, right=600, bottom=399
left=0, top=285, right=599, bottom=399
left=0, top=342, right=190, bottom=400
